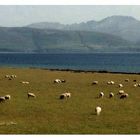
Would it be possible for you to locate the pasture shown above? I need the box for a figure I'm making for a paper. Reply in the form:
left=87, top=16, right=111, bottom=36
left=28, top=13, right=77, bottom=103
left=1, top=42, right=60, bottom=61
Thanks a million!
left=0, top=68, right=140, bottom=134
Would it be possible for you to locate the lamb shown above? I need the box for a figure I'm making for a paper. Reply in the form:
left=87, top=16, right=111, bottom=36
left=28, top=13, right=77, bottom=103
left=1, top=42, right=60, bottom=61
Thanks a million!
left=27, top=93, right=36, bottom=98
left=99, top=92, right=104, bottom=98
left=109, top=92, right=114, bottom=98
left=120, top=93, right=129, bottom=99
left=0, top=97, right=5, bottom=103
left=5, top=95, right=11, bottom=100
left=95, top=106, right=102, bottom=115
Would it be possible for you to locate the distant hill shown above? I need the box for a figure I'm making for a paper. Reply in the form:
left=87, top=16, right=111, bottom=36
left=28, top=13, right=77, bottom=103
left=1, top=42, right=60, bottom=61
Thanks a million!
left=0, top=27, right=137, bottom=53
left=28, top=15, right=140, bottom=42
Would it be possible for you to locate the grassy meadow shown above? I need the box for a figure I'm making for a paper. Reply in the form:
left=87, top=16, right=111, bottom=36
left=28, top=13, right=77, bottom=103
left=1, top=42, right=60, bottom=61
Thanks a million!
left=0, top=68, right=140, bottom=134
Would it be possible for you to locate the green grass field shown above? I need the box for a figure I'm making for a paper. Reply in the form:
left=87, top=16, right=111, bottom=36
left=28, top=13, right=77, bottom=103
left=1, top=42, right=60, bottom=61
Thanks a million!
left=0, top=68, right=140, bottom=134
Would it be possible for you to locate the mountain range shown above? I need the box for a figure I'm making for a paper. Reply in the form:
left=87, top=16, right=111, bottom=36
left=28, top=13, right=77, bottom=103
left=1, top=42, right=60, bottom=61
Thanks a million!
left=0, top=15, right=140, bottom=53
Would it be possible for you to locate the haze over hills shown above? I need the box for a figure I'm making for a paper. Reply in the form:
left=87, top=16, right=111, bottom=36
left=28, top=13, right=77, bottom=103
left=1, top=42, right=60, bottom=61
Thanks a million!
left=0, top=15, right=139, bottom=53
left=28, top=15, right=140, bottom=43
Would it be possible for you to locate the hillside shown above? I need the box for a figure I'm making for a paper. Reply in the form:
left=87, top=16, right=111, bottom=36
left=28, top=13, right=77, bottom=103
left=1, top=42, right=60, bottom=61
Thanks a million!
left=28, top=16, right=140, bottom=42
left=0, top=27, right=136, bottom=53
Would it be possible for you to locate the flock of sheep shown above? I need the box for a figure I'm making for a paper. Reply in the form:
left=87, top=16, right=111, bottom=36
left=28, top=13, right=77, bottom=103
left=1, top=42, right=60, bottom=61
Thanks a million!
left=0, top=74, right=36, bottom=103
left=0, top=73, right=139, bottom=116
left=55, top=77, right=139, bottom=116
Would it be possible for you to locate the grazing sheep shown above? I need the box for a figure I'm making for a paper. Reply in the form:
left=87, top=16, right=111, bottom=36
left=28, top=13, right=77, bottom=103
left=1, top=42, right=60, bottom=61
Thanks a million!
left=107, top=81, right=115, bottom=85
left=107, top=81, right=111, bottom=85
left=11, top=75, right=17, bottom=78
left=134, top=83, right=138, bottom=87
left=92, top=81, right=98, bottom=85
left=0, top=97, right=5, bottom=103
left=119, top=84, right=123, bottom=88
left=5, top=95, right=11, bottom=100
left=99, top=92, right=104, bottom=98
left=5, top=75, right=10, bottom=78
left=120, top=93, right=129, bottom=99
left=59, top=93, right=67, bottom=99
left=118, top=90, right=125, bottom=95
left=27, top=93, right=36, bottom=98
left=125, top=79, right=129, bottom=82
left=21, top=81, right=29, bottom=84
left=61, top=80, right=66, bottom=83
left=109, top=92, right=114, bottom=98
left=110, top=81, right=115, bottom=85
left=54, top=79, right=61, bottom=83
left=95, top=106, right=102, bottom=115
left=65, top=92, right=71, bottom=98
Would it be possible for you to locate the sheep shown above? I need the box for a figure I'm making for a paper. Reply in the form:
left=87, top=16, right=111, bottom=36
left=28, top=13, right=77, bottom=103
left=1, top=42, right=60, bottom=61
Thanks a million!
left=125, top=79, right=129, bottom=82
left=109, top=92, right=114, bottom=98
left=95, top=106, right=102, bottom=115
left=134, top=83, right=138, bottom=87
left=59, top=93, right=67, bottom=99
left=99, top=92, right=104, bottom=98
left=5, top=75, right=10, bottom=78
left=118, top=90, right=125, bottom=95
left=21, top=81, right=29, bottom=84
left=5, top=95, right=11, bottom=100
left=92, top=81, right=98, bottom=85
left=61, top=80, right=66, bottom=83
left=54, top=79, right=61, bottom=83
left=0, top=97, right=5, bottom=103
left=110, top=81, right=115, bottom=85
left=11, top=75, right=17, bottom=78
left=27, top=93, right=36, bottom=98
left=119, top=84, right=123, bottom=88
left=120, top=93, right=129, bottom=99
left=65, top=92, right=71, bottom=98
left=107, top=81, right=115, bottom=85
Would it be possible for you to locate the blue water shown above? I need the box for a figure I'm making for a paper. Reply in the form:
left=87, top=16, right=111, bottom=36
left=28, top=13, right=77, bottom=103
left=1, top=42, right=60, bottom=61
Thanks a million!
left=0, top=53, right=139, bottom=73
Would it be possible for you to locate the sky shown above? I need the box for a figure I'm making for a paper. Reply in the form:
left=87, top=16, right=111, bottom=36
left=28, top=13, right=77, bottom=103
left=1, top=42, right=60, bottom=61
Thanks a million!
left=0, top=5, right=140, bottom=27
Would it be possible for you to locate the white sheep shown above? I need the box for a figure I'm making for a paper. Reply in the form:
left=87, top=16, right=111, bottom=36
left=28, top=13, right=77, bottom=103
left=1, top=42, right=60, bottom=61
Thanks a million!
left=59, top=93, right=67, bottom=99
left=111, top=81, right=115, bottom=85
left=120, top=93, right=129, bottom=99
left=134, top=83, right=138, bottom=87
left=92, top=81, right=98, bottom=85
left=21, top=81, right=29, bottom=84
left=118, top=90, right=125, bottom=95
left=0, top=97, right=5, bottom=103
left=54, top=79, right=61, bottom=83
left=5, top=75, right=10, bottom=78
left=65, top=92, right=71, bottom=98
left=27, top=93, right=36, bottom=98
left=109, top=92, right=114, bottom=98
left=5, top=95, right=11, bottom=100
left=95, top=106, right=102, bottom=115
left=119, top=84, right=123, bottom=88
left=99, top=92, right=104, bottom=98
left=125, top=79, right=129, bottom=82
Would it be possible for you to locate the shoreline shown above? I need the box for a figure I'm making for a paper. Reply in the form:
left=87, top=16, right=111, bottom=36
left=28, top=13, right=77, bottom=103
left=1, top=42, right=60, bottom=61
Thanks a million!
left=1, top=66, right=140, bottom=75
left=35, top=67, right=140, bottom=75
